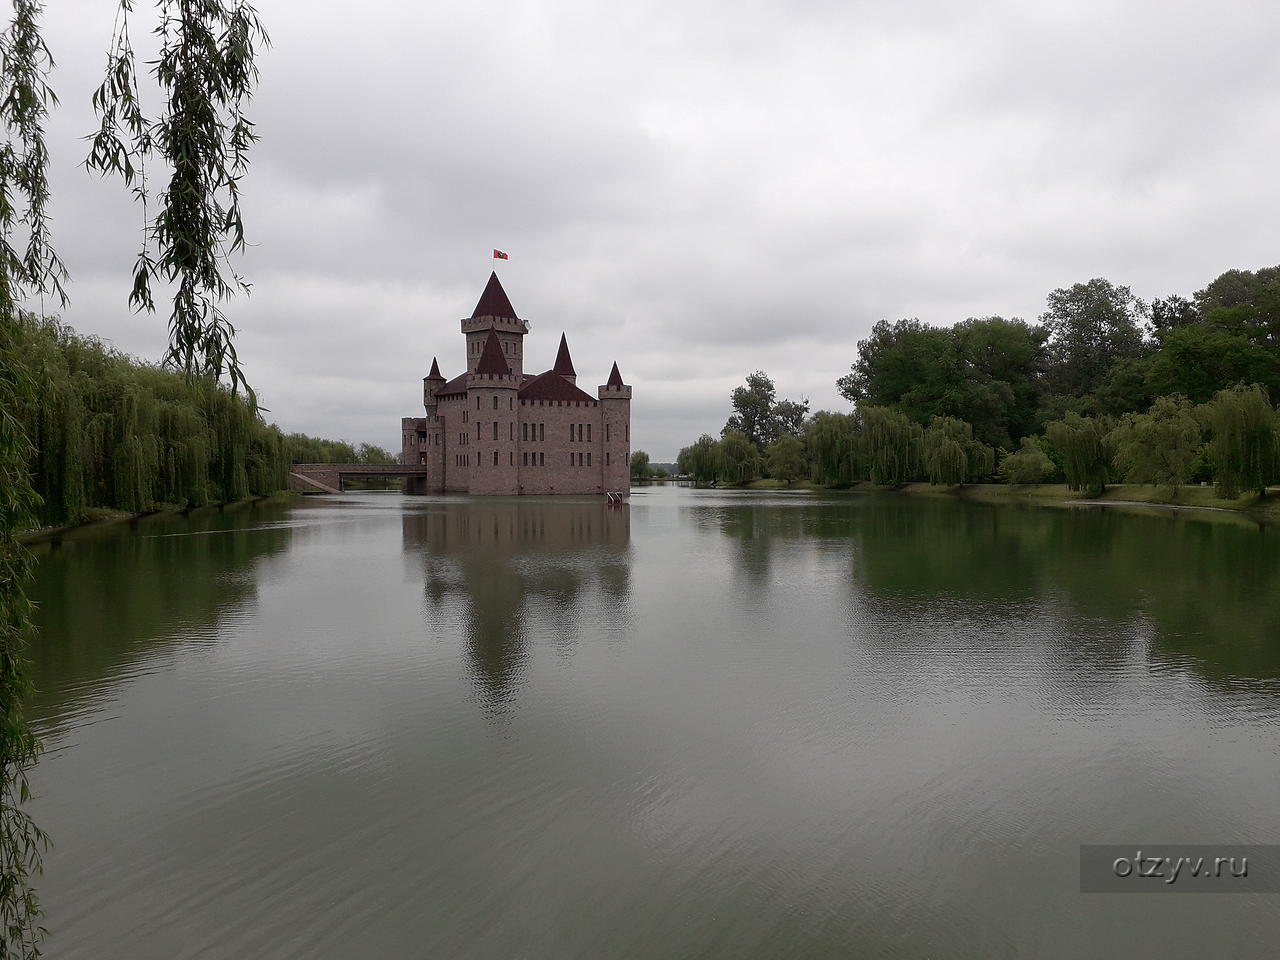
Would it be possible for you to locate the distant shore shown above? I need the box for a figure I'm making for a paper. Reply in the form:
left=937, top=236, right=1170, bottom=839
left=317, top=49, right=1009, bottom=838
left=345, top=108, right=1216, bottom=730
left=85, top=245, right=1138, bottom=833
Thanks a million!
left=664, top=478, right=1280, bottom=522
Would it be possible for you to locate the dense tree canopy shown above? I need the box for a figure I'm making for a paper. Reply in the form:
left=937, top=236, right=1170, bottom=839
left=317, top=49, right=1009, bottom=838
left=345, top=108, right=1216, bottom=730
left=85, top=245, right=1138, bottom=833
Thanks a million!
left=723, top=371, right=808, bottom=449
left=1041, top=278, right=1149, bottom=399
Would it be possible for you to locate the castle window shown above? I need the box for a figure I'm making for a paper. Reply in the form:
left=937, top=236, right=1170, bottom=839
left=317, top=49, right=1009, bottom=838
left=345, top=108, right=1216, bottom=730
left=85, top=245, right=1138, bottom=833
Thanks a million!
left=588, top=452, right=592, bottom=466
left=539, top=423, right=545, bottom=442
left=587, top=424, right=591, bottom=442
left=476, top=396, right=481, bottom=410
left=493, top=422, right=498, bottom=440
left=606, top=452, right=610, bottom=465
left=522, top=423, right=528, bottom=441
left=510, top=452, right=513, bottom=465
left=626, top=426, right=629, bottom=441
left=493, top=451, right=498, bottom=465
left=577, top=423, right=584, bottom=442
left=569, top=424, right=574, bottom=442
left=523, top=452, right=528, bottom=466
left=509, top=398, right=513, bottom=410
left=539, top=452, right=544, bottom=466
left=493, top=396, right=498, bottom=409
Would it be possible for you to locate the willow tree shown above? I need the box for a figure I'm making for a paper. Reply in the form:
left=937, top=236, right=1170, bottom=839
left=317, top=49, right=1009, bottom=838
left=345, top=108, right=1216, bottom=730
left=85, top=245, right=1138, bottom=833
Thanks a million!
left=719, top=430, right=761, bottom=483
left=0, top=1, right=268, bottom=954
left=999, top=436, right=1056, bottom=485
left=804, top=411, right=860, bottom=485
left=1107, top=395, right=1203, bottom=495
left=87, top=0, right=270, bottom=400
left=677, top=434, right=722, bottom=484
left=1206, top=383, right=1277, bottom=498
left=920, top=416, right=995, bottom=485
left=0, top=2, right=66, bottom=953
left=1045, top=412, right=1114, bottom=497
left=858, top=406, right=921, bottom=486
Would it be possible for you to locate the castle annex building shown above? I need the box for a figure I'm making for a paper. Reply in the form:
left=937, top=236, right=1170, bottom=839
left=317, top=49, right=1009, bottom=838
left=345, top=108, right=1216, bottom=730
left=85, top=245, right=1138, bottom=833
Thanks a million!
left=400, top=272, right=632, bottom=496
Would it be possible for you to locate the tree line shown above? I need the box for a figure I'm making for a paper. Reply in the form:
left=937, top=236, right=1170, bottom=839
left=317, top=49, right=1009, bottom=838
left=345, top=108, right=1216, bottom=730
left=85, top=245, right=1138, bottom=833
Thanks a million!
left=9, top=314, right=393, bottom=527
left=676, top=266, right=1280, bottom=498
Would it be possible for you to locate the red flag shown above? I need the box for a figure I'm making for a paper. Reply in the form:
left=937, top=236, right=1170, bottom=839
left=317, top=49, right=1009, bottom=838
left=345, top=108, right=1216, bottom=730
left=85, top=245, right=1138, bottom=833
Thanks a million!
left=493, top=249, right=509, bottom=260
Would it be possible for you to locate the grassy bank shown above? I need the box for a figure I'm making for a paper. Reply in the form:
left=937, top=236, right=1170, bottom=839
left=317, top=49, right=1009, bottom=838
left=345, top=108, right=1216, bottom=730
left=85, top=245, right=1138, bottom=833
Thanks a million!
left=17, top=493, right=293, bottom=546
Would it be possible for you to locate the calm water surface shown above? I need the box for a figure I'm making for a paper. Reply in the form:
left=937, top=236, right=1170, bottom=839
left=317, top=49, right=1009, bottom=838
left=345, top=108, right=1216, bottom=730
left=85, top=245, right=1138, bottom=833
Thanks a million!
left=25, top=486, right=1280, bottom=958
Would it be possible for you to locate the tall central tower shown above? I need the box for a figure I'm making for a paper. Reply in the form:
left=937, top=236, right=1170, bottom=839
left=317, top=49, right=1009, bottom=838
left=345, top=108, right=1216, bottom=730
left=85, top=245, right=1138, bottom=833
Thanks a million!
left=462, top=272, right=528, bottom=378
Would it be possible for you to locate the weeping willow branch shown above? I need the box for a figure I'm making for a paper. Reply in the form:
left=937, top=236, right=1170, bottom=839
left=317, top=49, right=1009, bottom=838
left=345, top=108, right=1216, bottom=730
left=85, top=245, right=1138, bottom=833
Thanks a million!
left=86, top=0, right=269, bottom=404
left=0, top=2, right=62, bottom=954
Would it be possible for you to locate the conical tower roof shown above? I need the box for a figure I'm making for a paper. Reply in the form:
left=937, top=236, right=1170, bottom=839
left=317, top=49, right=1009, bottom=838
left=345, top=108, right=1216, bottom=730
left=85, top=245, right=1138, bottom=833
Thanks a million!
left=427, top=357, right=444, bottom=380
left=471, top=271, right=518, bottom=320
left=553, top=333, right=576, bottom=377
left=606, top=361, right=625, bottom=387
left=475, top=329, right=511, bottom=375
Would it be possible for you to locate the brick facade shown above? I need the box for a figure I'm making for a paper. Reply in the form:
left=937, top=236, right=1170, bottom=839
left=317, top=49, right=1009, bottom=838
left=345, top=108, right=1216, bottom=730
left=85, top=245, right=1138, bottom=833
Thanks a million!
left=400, top=273, right=632, bottom=496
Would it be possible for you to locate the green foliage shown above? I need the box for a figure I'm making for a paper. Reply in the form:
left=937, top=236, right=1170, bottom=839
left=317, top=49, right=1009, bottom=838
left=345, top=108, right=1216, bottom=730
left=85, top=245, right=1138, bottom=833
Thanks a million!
left=764, top=435, right=806, bottom=485
left=1107, top=395, right=1203, bottom=494
left=1195, top=266, right=1280, bottom=344
left=722, top=371, right=775, bottom=449
left=3, top=314, right=374, bottom=524
left=804, top=411, right=860, bottom=485
left=717, top=431, right=759, bottom=483
left=858, top=406, right=921, bottom=486
left=836, top=316, right=1047, bottom=448
left=676, top=434, right=721, bottom=484
left=999, top=436, right=1056, bottom=485
left=1145, top=323, right=1280, bottom=403
left=1041, top=278, right=1149, bottom=399
left=722, top=371, right=808, bottom=449
left=629, top=450, right=650, bottom=479
left=86, top=0, right=270, bottom=399
left=1205, top=383, right=1278, bottom=498
left=1045, top=412, right=1114, bottom=497
left=1, top=3, right=62, bottom=951
left=920, top=416, right=995, bottom=485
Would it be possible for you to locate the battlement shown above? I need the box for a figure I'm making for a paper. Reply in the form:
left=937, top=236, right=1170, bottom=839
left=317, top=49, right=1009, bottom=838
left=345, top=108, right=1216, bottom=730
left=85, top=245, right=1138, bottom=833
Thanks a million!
left=467, top=371, right=520, bottom=388
left=461, top=315, right=529, bottom=335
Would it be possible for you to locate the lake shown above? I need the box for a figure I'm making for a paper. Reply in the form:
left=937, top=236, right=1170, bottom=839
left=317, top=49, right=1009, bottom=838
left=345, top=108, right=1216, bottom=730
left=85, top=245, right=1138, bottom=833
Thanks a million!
left=24, top=486, right=1280, bottom=958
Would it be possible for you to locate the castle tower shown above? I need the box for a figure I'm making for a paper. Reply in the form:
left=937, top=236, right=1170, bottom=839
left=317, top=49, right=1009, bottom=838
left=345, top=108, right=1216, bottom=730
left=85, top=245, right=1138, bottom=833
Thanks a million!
left=599, top=361, right=632, bottom=493
left=467, top=329, right=520, bottom=495
left=423, top=356, right=445, bottom=417
left=463, top=272, right=528, bottom=379
left=553, top=333, right=576, bottom=386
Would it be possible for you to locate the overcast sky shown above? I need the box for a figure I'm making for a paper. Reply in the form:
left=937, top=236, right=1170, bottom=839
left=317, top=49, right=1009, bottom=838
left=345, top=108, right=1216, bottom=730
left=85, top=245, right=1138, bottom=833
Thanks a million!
left=36, top=0, right=1280, bottom=459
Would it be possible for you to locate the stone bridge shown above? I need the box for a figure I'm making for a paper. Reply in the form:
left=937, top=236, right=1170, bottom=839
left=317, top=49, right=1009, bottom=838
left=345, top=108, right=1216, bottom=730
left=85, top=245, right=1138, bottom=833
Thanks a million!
left=289, top=463, right=427, bottom=494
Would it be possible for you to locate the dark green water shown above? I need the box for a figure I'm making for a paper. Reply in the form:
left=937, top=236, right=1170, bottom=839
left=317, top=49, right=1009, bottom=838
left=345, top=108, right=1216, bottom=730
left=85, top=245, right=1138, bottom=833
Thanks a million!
left=24, top=487, right=1280, bottom=959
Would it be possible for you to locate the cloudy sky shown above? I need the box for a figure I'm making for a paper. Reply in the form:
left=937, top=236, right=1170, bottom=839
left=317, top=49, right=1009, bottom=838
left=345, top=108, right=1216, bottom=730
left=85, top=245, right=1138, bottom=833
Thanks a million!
left=36, top=0, right=1280, bottom=459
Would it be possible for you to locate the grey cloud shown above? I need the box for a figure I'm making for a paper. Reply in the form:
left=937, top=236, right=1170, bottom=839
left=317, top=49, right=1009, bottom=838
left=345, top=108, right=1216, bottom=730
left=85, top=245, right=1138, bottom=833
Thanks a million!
left=31, top=0, right=1280, bottom=460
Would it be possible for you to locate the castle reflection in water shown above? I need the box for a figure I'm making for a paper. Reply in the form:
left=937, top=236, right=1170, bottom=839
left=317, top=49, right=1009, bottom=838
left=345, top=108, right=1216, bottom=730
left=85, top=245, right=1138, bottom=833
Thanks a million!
left=401, top=498, right=631, bottom=709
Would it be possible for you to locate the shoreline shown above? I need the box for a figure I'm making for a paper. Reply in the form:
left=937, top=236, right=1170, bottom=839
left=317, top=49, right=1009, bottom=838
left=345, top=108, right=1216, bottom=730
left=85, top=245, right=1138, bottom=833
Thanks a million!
left=17, top=493, right=293, bottom=546
left=665, top=479, right=1280, bottom=522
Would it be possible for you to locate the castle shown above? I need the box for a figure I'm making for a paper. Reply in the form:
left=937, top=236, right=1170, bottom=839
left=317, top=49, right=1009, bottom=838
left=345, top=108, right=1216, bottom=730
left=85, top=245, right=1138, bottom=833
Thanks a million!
left=399, top=272, right=632, bottom=496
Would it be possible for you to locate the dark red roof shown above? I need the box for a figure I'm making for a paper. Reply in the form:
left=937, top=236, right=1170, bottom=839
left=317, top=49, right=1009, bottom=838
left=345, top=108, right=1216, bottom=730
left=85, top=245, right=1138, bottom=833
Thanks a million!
left=475, top=330, right=511, bottom=375
left=471, top=271, right=518, bottom=319
left=437, top=372, right=468, bottom=396
left=553, top=333, right=576, bottom=376
left=518, top=370, right=597, bottom=403
left=427, top=357, right=443, bottom=379
left=606, top=361, right=624, bottom=387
